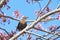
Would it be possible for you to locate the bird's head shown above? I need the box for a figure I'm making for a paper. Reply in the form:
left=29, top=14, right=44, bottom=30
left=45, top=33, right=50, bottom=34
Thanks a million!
left=21, top=16, right=28, bottom=20
left=20, top=16, right=28, bottom=24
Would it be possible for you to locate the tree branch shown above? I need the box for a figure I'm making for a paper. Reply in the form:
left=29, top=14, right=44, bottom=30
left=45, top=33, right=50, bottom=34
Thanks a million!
left=33, top=26, right=60, bottom=37
left=0, top=27, right=10, bottom=36
left=47, top=32, right=60, bottom=40
left=41, top=17, right=58, bottom=22
left=38, top=0, right=51, bottom=14
left=25, top=31, right=47, bottom=40
left=0, top=13, right=58, bottom=23
left=43, top=26, right=60, bottom=37
left=33, top=28, right=60, bottom=40
left=51, top=35, right=60, bottom=40
left=33, top=28, right=58, bottom=36
left=9, top=9, right=60, bottom=40
left=56, top=4, right=60, bottom=9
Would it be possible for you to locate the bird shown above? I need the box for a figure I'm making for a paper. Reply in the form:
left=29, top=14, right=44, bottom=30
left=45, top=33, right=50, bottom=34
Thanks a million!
left=16, top=16, right=28, bottom=31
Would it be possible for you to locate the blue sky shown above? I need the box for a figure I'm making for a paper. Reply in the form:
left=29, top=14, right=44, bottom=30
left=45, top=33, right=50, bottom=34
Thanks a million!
left=0, top=0, right=60, bottom=40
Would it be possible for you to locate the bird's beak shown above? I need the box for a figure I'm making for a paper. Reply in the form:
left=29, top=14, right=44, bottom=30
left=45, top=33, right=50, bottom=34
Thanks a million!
left=25, top=17, right=28, bottom=19
left=26, top=17, right=29, bottom=18
left=22, top=16, right=28, bottom=19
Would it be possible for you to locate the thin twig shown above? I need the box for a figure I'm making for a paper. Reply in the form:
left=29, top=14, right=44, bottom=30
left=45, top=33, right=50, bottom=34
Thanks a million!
left=0, top=27, right=10, bottom=36
left=42, top=26, right=60, bottom=37
left=56, top=4, right=60, bottom=9
left=25, top=31, right=47, bottom=40
left=47, top=32, right=60, bottom=40
left=38, top=0, right=51, bottom=15
left=36, top=0, right=52, bottom=19
left=33, top=26, right=60, bottom=36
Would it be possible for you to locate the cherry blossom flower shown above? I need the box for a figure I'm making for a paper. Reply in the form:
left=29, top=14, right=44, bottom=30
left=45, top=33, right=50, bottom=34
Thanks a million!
left=49, top=24, right=56, bottom=32
left=35, top=10, right=43, bottom=17
left=36, top=22, right=44, bottom=30
left=58, top=12, right=60, bottom=20
left=13, top=10, right=20, bottom=18
left=27, top=34, right=31, bottom=40
left=26, top=0, right=30, bottom=3
left=1, top=14, right=6, bottom=22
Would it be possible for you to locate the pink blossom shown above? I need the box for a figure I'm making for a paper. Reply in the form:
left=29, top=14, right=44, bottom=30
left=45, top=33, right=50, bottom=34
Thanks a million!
left=58, top=12, right=60, bottom=20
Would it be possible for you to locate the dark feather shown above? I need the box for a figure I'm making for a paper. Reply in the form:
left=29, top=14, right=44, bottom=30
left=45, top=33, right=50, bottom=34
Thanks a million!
left=16, top=22, right=27, bottom=31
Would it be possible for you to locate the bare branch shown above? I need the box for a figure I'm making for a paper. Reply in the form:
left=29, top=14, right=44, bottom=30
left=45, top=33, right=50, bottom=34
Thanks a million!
left=9, top=9, right=60, bottom=40
left=0, top=27, right=10, bottom=36
left=38, top=0, right=51, bottom=15
left=3, top=15, right=20, bottom=21
left=51, top=35, right=60, bottom=40
left=47, top=32, right=60, bottom=40
left=50, top=26, right=60, bottom=32
left=26, top=20, right=34, bottom=22
left=0, top=14, right=58, bottom=22
left=34, top=26, right=60, bottom=38
left=25, top=31, right=47, bottom=40
left=47, top=35, right=59, bottom=40
left=41, top=17, right=58, bottom=22
left=0, top=14, right=34, bottom=22
left=33, top=28, right=58, bottom=36
left=56, top=4, right=60, bottom=9
left=29, top=17, right=58, bottom=22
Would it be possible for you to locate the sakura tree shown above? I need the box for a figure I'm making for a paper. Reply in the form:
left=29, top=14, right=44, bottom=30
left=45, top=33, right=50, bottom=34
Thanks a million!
left=0, top=0, right=60, bottom=40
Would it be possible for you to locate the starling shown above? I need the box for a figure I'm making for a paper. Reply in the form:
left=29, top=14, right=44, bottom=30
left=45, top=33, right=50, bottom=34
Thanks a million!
left=16, top=16, right=28, bottom=31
